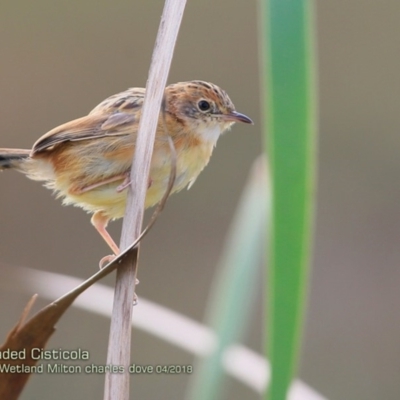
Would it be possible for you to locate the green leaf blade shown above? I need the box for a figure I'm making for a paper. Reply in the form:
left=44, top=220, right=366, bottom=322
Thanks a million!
left=260, top=1, right=317, bottom=399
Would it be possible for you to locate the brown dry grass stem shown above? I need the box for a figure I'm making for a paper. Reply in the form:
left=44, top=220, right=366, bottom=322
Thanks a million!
left=103, top=1, right=187, bottom=399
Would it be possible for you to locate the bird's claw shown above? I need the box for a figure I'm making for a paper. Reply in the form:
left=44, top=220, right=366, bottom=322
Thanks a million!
left=116, top=174, right=131, bottom=192
left=99, top=254, right=116, bottom=269
left=98, top=255, right=140, bottom=287
left=116, top=175, right=153, bottom=192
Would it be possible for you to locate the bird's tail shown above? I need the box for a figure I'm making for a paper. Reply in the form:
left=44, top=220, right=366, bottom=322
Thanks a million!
left=0, top=148, right=31, bottom=171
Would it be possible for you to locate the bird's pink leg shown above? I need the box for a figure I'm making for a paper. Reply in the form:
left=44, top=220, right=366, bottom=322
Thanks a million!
left=77, top=174, right=126, bottom=193
left=91, top=211, right=119, bottom=255
left=91, top=211, right=140, bottom=288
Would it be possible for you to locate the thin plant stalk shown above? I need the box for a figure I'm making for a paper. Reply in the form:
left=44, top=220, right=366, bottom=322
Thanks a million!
left=104, top=1, right=187, bottom=399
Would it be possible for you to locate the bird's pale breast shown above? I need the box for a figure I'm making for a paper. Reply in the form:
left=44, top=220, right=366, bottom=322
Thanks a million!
left=47, top=133, right=214, bottom=220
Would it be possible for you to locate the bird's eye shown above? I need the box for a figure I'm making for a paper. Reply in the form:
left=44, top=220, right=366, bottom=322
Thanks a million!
left=198, top=100, right=211, bottom=112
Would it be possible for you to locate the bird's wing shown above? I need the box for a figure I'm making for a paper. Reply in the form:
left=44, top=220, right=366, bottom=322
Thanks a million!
left=31, top=88, right=146, bottom=155
left=89, top=87, right=146, bottom=114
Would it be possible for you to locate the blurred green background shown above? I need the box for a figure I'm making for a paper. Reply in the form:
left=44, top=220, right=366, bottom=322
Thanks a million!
left=0, top=1, right=399, bottom=399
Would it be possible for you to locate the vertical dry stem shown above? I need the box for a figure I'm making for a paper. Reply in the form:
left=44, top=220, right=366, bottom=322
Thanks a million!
left=103, top=1, right=187, bottom=399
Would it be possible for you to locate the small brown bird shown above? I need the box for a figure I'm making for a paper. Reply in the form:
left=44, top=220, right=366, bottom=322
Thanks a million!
left=0, top=81, right=252, bottom=254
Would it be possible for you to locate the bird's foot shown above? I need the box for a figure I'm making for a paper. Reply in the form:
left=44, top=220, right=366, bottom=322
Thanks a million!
left=99, top=254, right=116, bottom=269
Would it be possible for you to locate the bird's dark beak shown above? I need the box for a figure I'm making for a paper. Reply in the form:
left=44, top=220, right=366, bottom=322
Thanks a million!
left=223, top=111, right=253, bottom=124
